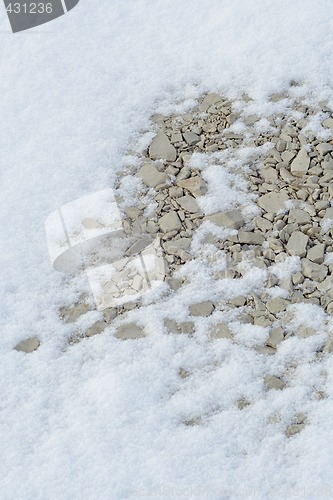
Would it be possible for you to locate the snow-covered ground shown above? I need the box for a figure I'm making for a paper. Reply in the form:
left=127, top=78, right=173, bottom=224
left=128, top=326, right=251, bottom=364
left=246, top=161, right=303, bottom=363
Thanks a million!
left=2, top=1, right=333, bottom=498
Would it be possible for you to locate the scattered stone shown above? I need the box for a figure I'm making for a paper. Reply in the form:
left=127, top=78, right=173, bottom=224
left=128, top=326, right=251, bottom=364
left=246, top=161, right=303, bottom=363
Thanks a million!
left=285, top=424, right=306, bottom=438
left=257, top=191, right=289, bottom=215
left=238, top=231, right=265, bottom=245
left=211, top=323, right=233, bottom=339
left=183, top=131, right=200, bottom=146
left=286, top=231, right=309, bottom=258
left=301, top=259, right=328, bottom=282
left=296, top=326, right=317, bottom=338
left=290, top=148, right=310, bottom=177
left=159, top=211, right=182, bottom=233
left=288, top=209, right=311, bottom=224
left=316, top=143, right=333, bottom=156
left=177, top=195, right=200, bottom=213
left=178, top=176, right=208, bottom=197
left=14, top=337, right=40, bottom=353
left=204, top=209, right=244, bottom=229
left=307, top=244, right=325, bottom=264
left=189, top=301, right=214, bottom=317
left=137, top=163, right=168, bottom=188
left=149, top=132, right=177, bottom=161
left=266, top=327, right=284, bottom=348
left=116, top=323, right=145, bottom=340
left=85, top=321, right=107, bottom=337
left=199, top=93, right=222, bottom=111
left=264, top=375, right=286, bottom=391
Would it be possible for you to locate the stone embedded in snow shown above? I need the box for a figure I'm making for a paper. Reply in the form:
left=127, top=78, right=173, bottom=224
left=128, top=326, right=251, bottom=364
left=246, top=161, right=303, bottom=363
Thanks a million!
left=257, top=191, right=289, bottom=215
left=307, top=243, right=325, bottom=264
left=316, top=143, right=333, bottom=156
left=285, top=424, right=306, bottom=438
left=179, top=322, right=195, bottom=334
left=301, top=258, right=328, bottom=282
left=290, top=148, right=310, bottom=177
left=15, top=337, right=40, bottom=353
left=183, top=131, right=200, bottom=146
left=204, top=209, right=244, bottom=230
left=199, top=93, right=222, bottom=111
left=164, top=238, right=191, bottom=255
left=266, top=327, right=284, bottom=348
left=158, top=211, right=182, bottom=233
left=266, top=299, right=289, bottom=315
left=189, top=301, right=214, bottom=317
left=115, top=323, right=145, bottom=340
left=177, top=176, right=208, bottom=197
left=286, top=231, right=309, bottom=257
left=137, top=163, right=168, bottom=188
left=264, top=375, right=286, bottom=391
left=85, top=321, right=107, bottom=337
left=296, top=326, right=317, bottom=338
left=164, top=318, right=178, bottom=333
left=238, top=231, right=265, bottom=245
left=149, top=132, right=177, bottom=161
left=323, top=118, right=333, bottom=130
left=177, top=195, right=199, bottom=213
left=288, top=208, right=311, bottom=224
left=211, top=323, right=233, bottom=339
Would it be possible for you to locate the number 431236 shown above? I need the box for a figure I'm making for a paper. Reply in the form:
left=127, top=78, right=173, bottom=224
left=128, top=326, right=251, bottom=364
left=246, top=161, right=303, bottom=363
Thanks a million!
left=6, top=3, right=53, bottom=14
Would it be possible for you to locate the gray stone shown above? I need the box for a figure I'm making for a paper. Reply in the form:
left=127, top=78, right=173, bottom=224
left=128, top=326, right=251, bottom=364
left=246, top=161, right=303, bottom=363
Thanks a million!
left=266, top=299, right=289, bottom=315
left=211, top=323, right=233, bottom=339
left=238, top=231, right=265, bottom=245
left=290, top=148, right=310, bottom=177
left=285, top=424, right=306, bottom=438
left=257, top=191, right=289, bottom=215
left=266, top=327, right=284, bottom=348
left=149, top=132, right=177, bottom=161
left=177, top=195, right=199, bottom=213
left=229, top=295, right=246, bottom=307
left=301, top=259, right=328, bottom=282
left=256, top=345, right=276, bottom=355
left=307, top=244, right=325, bottom=264
left=85, top=321, right=107, bottom=337
left=178, top=176, right=208, bottom=197
left=316, top=143, right=333, bottom=156
left=199, top=93, right=222, bottom=111
left=124, top=206, right=141, bottom=220
left=15, top=337, right=40, bottom=353
left=179, top=322, right=195, bottom=334
left=189, top=301, right=214, bottom=317
left=159, top=211, right=182, bottom=233
left=286, top=231, right=309, bottom=258
left=260, top=166, right=278, bottom=183
left=103, top=308, right=117, bottom=323
left=264, top=375, right=286, bottom=391
left=296, top=326, right=317, bottom=338
left=137, top=163, right=168, bottom=188
left=288, top=209, right=311, bottom=224
left=204, top=209, right=244, bottom=230
left=183, top=131, right=200, bottom=146
left=116, top=323, right=145, bottom=340
left=164, top=238, right=191, bottom=255
left=323, top=118, right=333, bottom=129
left=254, top=217, right=273, bottom=232
left=164, top=318, right=179, bottom=333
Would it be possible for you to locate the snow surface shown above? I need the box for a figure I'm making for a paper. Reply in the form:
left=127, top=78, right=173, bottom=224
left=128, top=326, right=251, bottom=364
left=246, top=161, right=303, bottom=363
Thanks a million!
left=2, top=0, right=333, bottom=498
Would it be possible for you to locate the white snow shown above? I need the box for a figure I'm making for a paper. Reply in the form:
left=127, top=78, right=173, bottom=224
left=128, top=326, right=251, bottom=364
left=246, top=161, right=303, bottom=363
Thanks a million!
left=2, top=0, right=333, bottom=498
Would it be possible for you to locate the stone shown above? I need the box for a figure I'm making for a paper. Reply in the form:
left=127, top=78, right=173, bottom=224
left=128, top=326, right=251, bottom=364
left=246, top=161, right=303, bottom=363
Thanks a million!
left=164, top=238, right=191, bottom=255
left=189, top=301, right=214, bottom=317
left=266, top=299, right=289, bottom=315
left=164, top=318, right=179, bottom=333
left=177, top=176, right=208, bottom=197
left=177, top=195, right=200, bottom=213
left=286, top=231, right=309, bottom=258
left=288, top=209, right=311, bottom=224
left=211, top=323, right=233, bottom=339
left=179, top=322, right=195, bottom=334
left=316, top=143, right=333, bottom=156
left=256, top=346, right=276, bottom=355
left=116, top=323, right=145, bottom=340
left=285, top=424, right=306, bottom=438
left=149, top=132, right=177, bottom=161
left=254, top=217, right=273, bottom=232
left=199, top=93, right=222, bottom=111
left=238, top=231, right=265, bottom=245
left=159, top=211, right=182, bottom=233
left=257, top=191, right=289, bottom=215
left=264, top=375, right=286, bottom=391
left=290, top=148, right=310, bottom=177
left=103, top=308, right=117, bottom=323
left=85, top=321, right=107, bottom=337
left=296, top=326, right=317, bottom=338
left=229, top=295, right=246, bottom=307
left=183, top=131, right=200, bottom=146
left=204, top=209, right=244, bottom=230
left=307, top=244, right=325, bottom=264
left=60, top=301, right=90, bottom=323
left=260, top=166, right=278, bottom=183
left=124, top=206, right=141, bottom=220
left=301, top=259, right=328, bottom=282
left=292, top=272, right=304, bottom=286
left=266, top=327, right=284, bottom=348
left=323, top=118, right=333, bottom=129
left=137, top=163, right=168, bottom=188
left=14, top=337, right=40, bottom=353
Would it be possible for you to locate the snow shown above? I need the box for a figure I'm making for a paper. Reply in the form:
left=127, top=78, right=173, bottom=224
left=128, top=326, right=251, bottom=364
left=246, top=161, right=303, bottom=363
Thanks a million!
left=2, top=0, right=333, bottom=498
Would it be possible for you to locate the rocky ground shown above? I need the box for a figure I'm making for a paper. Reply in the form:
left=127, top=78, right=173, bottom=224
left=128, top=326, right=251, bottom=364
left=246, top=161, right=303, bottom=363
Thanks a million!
left=17, top=88, right=333, bottom=437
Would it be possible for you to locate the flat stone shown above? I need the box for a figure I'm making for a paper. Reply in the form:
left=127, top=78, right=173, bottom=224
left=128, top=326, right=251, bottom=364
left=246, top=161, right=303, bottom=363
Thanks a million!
left=199, top=93, right=222, bottom=111
left=301, top=258, right=328, bottom=282
left=14, top=337, right=40, bottom=353
left=211, top=323, right=233, bottom=339
left=296, top=326, right=317, bottom=338
left=183, top=131, right=200, bottom=146
left=124, top=206, right=141, bottom=220
left=288, top=209, right=311, bottom=224
left=316, top=143, right=333, bottom=156
left=60, top=301, right=90, bottom=323
left=266, top=299, right=289, bottom=315
left=323, top=118, right=333, bottom=129
left=238, top=231, right=265, bottom=245
left=159, top=211, right=182, bottom=233
left=179, top=322, right=195, bottom=334
left=177, top=176, right=208, bottom=197
left=189, top=301, right=214, bottom=317
left=266, top=327, right=284, bottom=348
left=254, top=216, right=273, bottom=232
left=285, top=424, right=306, bottom=438
left=256, top=346, right=276, bottom=355
left=257, top=191, right=289, bottom=215
left=264, top=375, right=286, bottom=391
left=260, top=166, right=278, bottom=183
left=164, top=238, right=191, bottom=255
left=204, top=209, right=244, bottom=230
left=286, top=231, right=309, bottom=258
left=137, top=163, right=168, bottom=188
left=177, top=195, right=199, bottom=213
left=116, top=323, right=145, bottom=340
left=164, top=318, right=179, bottom=333
left=149, top=132, right=177, bottom=161
left=290, top=148, right=310, bottom=177
left=324, top=206, right=333, bottom=220
left=85, top=321, right=107, bottom=337
left=307, top=244, right=325, bottom=264
left=229, top=295, right=246, bottom=307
